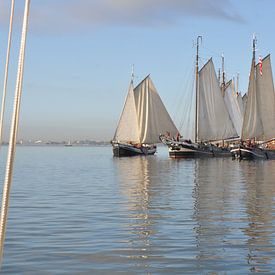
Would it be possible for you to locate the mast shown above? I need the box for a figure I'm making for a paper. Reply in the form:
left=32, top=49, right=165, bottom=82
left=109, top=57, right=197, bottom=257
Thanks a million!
left=221, top=53, right=225, bottom=96
left=195, top=36, right=202, bottom=143
left=252, top=34, right=257, bottom=67
left=236, top=72, right=239, bottom=94
left=131, top=64, right=134, bottom=85
left=252, top=34, right=257, bottom=142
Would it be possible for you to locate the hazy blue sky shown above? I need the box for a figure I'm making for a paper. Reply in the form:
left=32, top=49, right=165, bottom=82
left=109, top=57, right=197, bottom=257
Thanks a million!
left=0, top=0, right=274, bottom=141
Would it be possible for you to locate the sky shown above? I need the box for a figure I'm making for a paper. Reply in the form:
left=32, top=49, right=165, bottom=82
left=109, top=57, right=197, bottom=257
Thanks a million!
left=0, top=0, right=274, bottom=141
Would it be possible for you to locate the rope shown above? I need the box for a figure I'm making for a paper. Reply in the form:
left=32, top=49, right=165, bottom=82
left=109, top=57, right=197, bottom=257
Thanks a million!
left=0, top=0, right=31, bottom=265
left=0, top=0, right=15, bottom=151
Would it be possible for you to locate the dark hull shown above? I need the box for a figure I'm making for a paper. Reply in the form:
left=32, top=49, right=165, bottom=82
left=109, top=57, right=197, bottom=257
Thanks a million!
left=112, top=143, right=156, bottom=157
left=168, top=145, right=231, bottom=159
left=231, top=147, right=267, bottom=160
left=160, top=135, right=231, bottom=159
left=169, top=147, right=213, bottom=158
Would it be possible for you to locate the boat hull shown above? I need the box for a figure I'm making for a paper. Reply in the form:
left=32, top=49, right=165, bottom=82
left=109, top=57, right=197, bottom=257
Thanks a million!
left=231, top=147, right=267, bottom=160
left=168, top=146, right=231, bottom=158
left=160, top=135, right=231, bottom=158
left=168, top=146, right=213, bottom=158
left=112, top=143, right=156, bottom=157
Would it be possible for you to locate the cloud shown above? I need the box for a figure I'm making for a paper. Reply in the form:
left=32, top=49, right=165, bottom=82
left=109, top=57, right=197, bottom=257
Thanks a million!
left=1, top=0, right=243, bottom=34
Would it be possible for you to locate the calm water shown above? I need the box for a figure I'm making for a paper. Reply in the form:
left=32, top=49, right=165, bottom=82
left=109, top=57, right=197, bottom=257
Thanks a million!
left=0, top=145, right=275, bottom=274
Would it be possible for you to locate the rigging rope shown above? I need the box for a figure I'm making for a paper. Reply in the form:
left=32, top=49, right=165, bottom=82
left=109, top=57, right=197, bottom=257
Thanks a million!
left=0, top=0, right=15, bottom=151
left=0, top=0, right=31, bottom=265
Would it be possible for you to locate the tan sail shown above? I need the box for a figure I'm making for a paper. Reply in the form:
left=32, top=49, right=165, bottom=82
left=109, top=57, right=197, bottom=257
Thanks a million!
left=113, top=82, right=140, bottom=143
left=224, top=80, right=243, bottom=136
left=134, top=76, right=178, bottom=144
left=242, top=55, right=275, bottom=140
left=256, top=55, right=275, bottom=140
left=198, top=59, right=237, bottom=141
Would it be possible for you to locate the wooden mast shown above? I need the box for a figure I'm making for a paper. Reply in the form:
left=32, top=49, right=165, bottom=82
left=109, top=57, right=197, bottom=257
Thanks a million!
left=221, top=53, right=225, bottom=97
left=195, top=36, right=202, bottom=143
left=252, top=34, right=257, bottom=144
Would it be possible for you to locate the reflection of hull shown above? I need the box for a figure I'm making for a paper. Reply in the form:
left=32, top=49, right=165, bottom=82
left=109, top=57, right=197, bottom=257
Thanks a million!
left=160, top=135, right=231, bottom=158
left=112, top=143, right=156, bottom=157
left=231, top=147, right=267, bottom=160
left=265, top=149, right=275, bottom=159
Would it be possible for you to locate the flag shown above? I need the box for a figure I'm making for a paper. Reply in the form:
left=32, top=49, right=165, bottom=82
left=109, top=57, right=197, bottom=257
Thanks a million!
left=259, top=56, right=263, bottom=76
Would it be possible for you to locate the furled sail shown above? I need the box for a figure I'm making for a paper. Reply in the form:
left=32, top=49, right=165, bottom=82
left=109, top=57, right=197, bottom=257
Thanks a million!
left=242, top=55, right=275, bottom=140
left=113, top=82, right=140, bottom=143
left=224, top=80, right=243, bottom=136
left=134, top=76, right=178, bottom=144
left=198, top=59, right=237, bottom=141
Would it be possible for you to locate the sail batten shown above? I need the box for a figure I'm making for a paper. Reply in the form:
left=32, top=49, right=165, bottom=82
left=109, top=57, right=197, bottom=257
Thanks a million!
left=198, top=59, right=237, bottom=141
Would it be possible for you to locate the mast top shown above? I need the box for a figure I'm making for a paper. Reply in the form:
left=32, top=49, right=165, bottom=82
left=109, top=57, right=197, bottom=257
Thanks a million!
left=131, top=64, right=134, bottom=84
left=252, top=34, right=257, bottom=65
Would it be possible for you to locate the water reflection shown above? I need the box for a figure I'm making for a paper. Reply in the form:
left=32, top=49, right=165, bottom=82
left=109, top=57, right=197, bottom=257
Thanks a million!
left=114, top=156, right=174, bottom=273
left=192, top=158, right=275, bottom=273
left=241, top=161, right=275, bottom=273
left=192, top=158, right=245, bottom=272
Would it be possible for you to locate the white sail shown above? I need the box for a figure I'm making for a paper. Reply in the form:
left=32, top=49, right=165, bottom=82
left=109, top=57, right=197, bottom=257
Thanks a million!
left=237, top=93, right=244, bottom=115
left=241, top=61, right=262, bottom=139
left=242, top=93, right=248, bottom=112
left=198, top=59, right=237, bottom=141
left=113, top=82, right=140, bottom=143
left=255, top=55, right=275, bottom=140
left=134, top=76, right=178, bottom=144
left=224, top=80, right=243, bottom=136
left=242, top=55, right=275, bottom=140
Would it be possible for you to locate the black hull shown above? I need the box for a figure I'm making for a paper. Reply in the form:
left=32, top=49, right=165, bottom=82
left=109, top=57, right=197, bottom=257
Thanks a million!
left=168, top=145, right=231, bottom=159
left=112, top=143, right=156, bottom=157
left=231, top=147, right=267, bottom=160
left=169, top=148, right=213, bottom=158
left=159, top=134, right=231, bottom=159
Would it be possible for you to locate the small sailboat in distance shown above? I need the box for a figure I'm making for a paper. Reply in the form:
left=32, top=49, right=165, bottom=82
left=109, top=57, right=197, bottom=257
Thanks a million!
left=112, top=71, right=178, bottom=157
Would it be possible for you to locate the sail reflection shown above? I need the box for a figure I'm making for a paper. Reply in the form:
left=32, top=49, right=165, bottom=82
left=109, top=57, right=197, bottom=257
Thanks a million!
left=114, top=156, right=174, bottom=271
left=192, top=159, right=244, bottom=269
left=240, top=161, right=275, bottom=273
left=193, top=158, right=275, bottom=273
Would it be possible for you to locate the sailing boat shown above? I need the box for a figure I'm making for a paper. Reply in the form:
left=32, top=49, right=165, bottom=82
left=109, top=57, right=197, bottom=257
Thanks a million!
left=231, top=36, right=275, bottom=160
left=160, top=37, right=238, bottom=158
left=112, top=74, right=178, bottom=157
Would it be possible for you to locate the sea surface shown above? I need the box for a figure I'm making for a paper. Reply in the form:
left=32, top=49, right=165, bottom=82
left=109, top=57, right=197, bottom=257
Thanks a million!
left=0, top=145, right=275, bottom=274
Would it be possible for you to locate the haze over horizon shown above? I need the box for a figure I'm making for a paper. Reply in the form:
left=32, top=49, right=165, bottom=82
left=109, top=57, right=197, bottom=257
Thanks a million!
left=0, top=0, right=274, bottom=141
